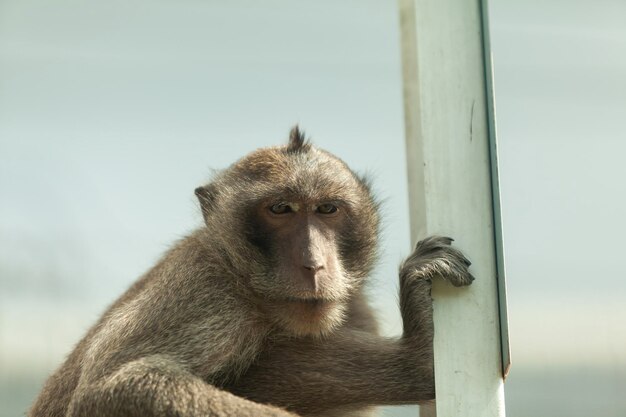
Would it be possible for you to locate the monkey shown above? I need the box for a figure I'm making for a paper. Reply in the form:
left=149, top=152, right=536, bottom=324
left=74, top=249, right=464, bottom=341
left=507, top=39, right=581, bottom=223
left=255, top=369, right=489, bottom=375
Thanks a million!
left=29, top=126, right=474, bottom=417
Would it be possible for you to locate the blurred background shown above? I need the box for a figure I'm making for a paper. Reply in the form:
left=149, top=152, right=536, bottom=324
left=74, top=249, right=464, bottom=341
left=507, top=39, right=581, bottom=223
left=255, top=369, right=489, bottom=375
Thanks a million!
left=0, top=1, right=624, bottom=416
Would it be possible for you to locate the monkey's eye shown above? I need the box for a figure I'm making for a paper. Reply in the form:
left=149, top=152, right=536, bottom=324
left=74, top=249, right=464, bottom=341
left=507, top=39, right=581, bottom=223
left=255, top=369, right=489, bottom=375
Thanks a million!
left=269, top=203, right=293, bottom=215
left=317, top=203, right=338, bottom=214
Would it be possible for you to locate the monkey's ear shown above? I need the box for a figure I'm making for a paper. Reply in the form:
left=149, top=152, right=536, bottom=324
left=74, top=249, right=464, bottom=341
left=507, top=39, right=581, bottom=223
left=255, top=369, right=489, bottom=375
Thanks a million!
left=287, top=125, right=311, bottom=152
left=195, top=184, right=217, bottom=223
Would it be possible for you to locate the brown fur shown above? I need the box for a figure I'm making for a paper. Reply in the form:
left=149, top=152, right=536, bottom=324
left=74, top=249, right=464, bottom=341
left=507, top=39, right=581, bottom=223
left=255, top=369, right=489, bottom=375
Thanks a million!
left=29, top=127, right=473, bottom=417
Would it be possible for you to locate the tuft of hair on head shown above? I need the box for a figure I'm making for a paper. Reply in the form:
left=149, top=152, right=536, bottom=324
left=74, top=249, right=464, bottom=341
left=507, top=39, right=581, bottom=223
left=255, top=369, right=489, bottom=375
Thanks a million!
left=286, top=125, right=312, bottom=153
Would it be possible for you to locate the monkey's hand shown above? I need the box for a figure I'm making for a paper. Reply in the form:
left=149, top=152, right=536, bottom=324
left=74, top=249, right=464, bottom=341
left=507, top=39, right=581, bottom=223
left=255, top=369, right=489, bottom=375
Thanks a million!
left=399, top=236, right=474, bottom=340
left=401, top=236, right=474, bottom=287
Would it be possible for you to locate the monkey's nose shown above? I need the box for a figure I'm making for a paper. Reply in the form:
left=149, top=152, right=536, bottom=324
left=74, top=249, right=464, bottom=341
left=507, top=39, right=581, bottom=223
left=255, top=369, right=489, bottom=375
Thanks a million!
left=303, top=264, right=324, bottom=273
left=301, top=265, right=324, bottom=290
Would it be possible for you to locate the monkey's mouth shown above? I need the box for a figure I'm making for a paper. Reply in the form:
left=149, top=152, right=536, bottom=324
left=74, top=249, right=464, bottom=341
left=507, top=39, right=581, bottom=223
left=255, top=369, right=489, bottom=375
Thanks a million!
left=283, top=297, right=336, bottom=307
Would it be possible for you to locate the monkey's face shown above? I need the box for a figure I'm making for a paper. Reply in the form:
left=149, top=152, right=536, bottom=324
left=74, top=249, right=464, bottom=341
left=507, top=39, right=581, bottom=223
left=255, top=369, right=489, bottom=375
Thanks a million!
left=248, top=197, right=353, bottom=337
left=196, top=133, right=380, bottom=337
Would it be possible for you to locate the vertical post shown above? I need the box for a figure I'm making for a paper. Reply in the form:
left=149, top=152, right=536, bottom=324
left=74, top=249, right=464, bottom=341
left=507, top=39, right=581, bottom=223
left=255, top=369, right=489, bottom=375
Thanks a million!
left=398, top=0, right=509, bottom=416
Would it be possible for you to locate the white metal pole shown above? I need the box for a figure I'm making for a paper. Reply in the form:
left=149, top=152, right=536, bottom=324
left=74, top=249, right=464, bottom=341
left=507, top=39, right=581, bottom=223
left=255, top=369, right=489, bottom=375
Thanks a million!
left=398, top=0, right=509, bottom=416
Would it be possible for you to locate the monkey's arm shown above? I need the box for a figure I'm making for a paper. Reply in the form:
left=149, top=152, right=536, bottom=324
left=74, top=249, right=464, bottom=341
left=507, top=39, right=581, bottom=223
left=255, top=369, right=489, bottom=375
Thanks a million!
left=229, top=330, right=434, bottom=415
left=67, top=355, right=298, bottom=417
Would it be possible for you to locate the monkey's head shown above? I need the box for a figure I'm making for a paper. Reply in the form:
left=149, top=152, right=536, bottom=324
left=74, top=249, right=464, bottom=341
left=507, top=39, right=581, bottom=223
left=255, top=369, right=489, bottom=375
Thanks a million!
left=195, top=127, right=380, bottom=337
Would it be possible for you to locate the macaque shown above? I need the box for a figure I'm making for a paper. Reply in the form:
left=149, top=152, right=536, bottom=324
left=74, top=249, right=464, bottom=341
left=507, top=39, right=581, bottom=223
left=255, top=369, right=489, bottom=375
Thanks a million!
left=30, top=127, right=473, bottom=417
